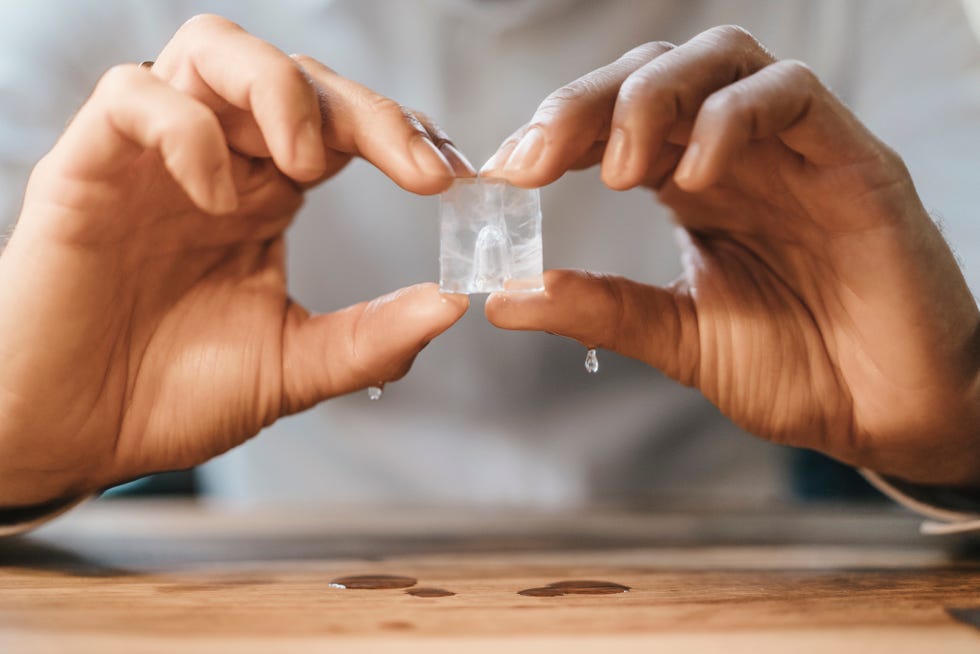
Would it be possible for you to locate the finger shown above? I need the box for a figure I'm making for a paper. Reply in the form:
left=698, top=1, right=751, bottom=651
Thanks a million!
left=411, top=109, right=476, bottom=177
left=601, top=25, right=776, bottom=190
left=153, top=14, right=327, bottom=182
left=485, top=269, right=699, bottom=386
left=480, top=41, right=672, bottom=187
left=292, top=56, right=456, bottom=195
left=674, top=59, right=886, bottom=191
left=281, top=283, right=469, bottom=412
left=53, top=64, right=236, bottom=214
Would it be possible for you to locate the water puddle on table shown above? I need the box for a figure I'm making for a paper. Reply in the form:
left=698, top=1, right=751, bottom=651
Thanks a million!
left=328, top=575, right=417, bottom=590
left=518, top=580, right=630, bottom=597
left=406, top=587, right=456, bottom=597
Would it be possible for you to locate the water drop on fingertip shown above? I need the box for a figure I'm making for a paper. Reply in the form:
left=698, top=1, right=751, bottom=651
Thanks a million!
left=584, top=348, right=599, bottom=374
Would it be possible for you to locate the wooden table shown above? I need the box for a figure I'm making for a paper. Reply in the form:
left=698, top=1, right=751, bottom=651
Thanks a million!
left=2, top=499, right=980, bottom=653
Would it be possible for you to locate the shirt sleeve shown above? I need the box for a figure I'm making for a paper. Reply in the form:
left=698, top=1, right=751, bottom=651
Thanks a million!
left=861, top=470, right=980, bottom=534
left=0, top=494, right=93, bottom=538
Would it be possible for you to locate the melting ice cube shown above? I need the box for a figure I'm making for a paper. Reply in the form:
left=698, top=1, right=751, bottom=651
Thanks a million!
left=439, top=178, right=543, bottom=294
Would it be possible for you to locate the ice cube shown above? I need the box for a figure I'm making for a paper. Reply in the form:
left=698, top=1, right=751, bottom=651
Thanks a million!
left=439, top=178, right=543, bottom=294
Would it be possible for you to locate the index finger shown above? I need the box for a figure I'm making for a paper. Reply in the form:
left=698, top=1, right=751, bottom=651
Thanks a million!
left=480, top=41, right=673, bottom=187
left=294, top=56, right=458, bottom=194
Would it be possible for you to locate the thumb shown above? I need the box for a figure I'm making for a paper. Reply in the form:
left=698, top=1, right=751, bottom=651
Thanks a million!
left=485, top=269, right=699, bottom=386
left=281, top=283, right=468, bottom=413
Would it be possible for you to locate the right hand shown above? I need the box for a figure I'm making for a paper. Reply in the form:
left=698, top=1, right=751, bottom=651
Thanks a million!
left=0, top=14, right=471, bottom=507
left=483, top=27, right=980, bottom=488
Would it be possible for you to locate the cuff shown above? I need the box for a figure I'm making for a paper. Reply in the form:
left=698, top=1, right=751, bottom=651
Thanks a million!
left=0, top=494, right=93, bottom=537
left=860, top=469, right=980, bottom=535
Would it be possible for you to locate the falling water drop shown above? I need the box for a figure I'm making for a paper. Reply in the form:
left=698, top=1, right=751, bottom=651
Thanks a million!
left=584, top=348, right=599, bottom=374
left=367, top=385, right=384, bottom=401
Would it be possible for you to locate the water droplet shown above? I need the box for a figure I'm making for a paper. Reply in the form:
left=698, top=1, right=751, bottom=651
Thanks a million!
left=518, top=586, right=565, bottom=597
left=547, top=580, right=629, bottom=594
left=328, top=574, right=417, bottom=590
left=584, top=348, right=599, bottom=374
left=518, top=579, right=629, bottom=597
left=406, top=587, right=455, bottom=597
left=367, top=385, right=383, bottom=401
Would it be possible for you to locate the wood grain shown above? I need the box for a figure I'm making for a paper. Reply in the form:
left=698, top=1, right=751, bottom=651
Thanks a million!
left=1, top=500, right=979, bottom=653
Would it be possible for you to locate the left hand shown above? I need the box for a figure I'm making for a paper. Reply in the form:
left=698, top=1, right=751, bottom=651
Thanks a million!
left=0, top=15, right=471, bottom=507
left=482, top=26, right=980, bottom=487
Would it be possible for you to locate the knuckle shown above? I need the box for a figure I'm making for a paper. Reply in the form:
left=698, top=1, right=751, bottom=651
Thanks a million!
left=411, top=109, right=452, bottom=144
left=618, top=66, right=679, bottom=120
left=290, top=53, right=316, bottom=67
left=545, top=78, right=602, bottom=107
left=877, top=142, right=909, bottom=174
left=699, top=88, right=736, bottom=117
left=177, top=13, right=236, bottom=36
left=95, top=64, right=141, bottom=97
left=291, top=53, right=337, bottom=78
left=778, top=59, right=820, bottom=87
left=366, top=94, right=416, bottom=129
left=708, top=24, right=760, bottom=50
left=534, top=78, right=601, bottom=122
left=262, top=58, right=313, bottom=92
left=398, top=106, right=429, bottom=136
left=629, top=40, right=675, bottom=61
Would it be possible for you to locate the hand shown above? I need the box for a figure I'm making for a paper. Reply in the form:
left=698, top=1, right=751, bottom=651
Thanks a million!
left=0, top=14, right=472, bottom=507
left=483, top=26, right=980, bottom=487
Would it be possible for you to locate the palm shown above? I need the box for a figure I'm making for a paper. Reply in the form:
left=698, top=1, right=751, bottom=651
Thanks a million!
left=6, top=151, right=300, bottom=485
left=0, top=17, right=470, bottom=507
left=659, top=141, right=968, bottom=460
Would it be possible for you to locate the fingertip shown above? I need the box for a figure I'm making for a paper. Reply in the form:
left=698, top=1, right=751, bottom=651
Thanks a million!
left=209, top=161, right=239, bottom=214
left=438, top=289, right=471, bottom=313
left=405, top=135, right=455, bottom=194
left=396, top=282, right=469, bottom=329
left=479, top=140, right=518, bottom=178
left=673, top=141, right=716, bottom=192
left=484, top=287, right=547, bottom=330
left=286, top=118, right=328, bottom=182
left=601, top=136, right=659, bottom=191
left=599, top=128, right=637, bottom=191
left=600, top=164, right=640, bottom=191
left=483, top=292, right=512, bottom=327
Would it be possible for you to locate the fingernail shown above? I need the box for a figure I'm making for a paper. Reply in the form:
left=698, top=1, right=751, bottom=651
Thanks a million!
left=480, top=142, right=516, bottom=176
left=439, top=142, right=477, bottom=177
left=674, top=141, right=702, bottom=186
left=604, top=128, right=629, bottom=179
left=293, top=119, right=326, bottom=177
left=502, top=127, right=545, bottom=173
left=410, top=135, right=453, bottom=178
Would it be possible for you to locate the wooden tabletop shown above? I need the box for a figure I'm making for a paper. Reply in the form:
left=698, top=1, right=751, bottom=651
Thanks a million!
left=2, top=499, right=980, bottom=653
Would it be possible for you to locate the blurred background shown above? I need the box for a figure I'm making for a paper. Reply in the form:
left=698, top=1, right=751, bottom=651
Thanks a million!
left=2, top=0, right=979, bottom=512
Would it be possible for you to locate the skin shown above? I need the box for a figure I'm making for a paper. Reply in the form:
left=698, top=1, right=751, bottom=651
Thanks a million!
left=483, top=26, right=980, bottom=488
left=0, top=15, right=474, bottom=507
left=2, top=19, right=977, bottom=508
